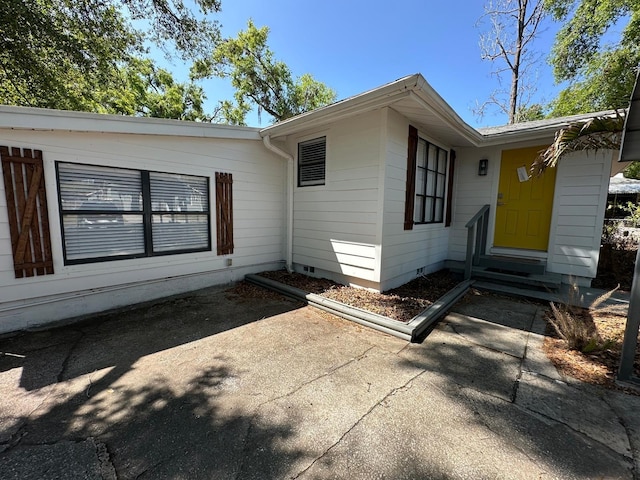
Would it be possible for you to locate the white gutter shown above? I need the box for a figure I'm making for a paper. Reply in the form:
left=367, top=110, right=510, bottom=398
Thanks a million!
left=263, top=135, right=294, bottom=272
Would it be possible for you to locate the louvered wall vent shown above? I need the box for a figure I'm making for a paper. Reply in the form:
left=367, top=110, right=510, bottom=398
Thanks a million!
left=298, top=137, right=326, bottom=187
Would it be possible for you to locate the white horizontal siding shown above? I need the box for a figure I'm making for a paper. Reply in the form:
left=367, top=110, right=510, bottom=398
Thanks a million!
left=547, top=150, right=612, bottom=280
left=0, top=127, right=286, bottom=331
left=289, top=111, right=383, bottom=283
left=447, top=143, right=500, bottom=263
left=380, top=108, right=452, bottom=290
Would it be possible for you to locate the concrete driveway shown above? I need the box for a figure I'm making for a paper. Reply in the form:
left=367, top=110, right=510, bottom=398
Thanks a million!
left=0, top=284, right=638, bottom=479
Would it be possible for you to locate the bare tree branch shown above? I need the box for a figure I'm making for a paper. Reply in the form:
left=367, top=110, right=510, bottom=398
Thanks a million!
left=477, top=0, right=546, bottom=123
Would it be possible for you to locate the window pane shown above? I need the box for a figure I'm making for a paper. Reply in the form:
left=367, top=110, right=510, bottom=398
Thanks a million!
left=415, top=167, right=426, bottom=195
left=414, top=196, right=424, bottom=223
left=425, top=197, right=434, bottom=222
left=58, top=163, right=142, bottom=212
left=63, top=214, right=144, bottom=260
left=417, top=139, right=427, bottom=168
left=428, top=145, right=437, bottom=170
left=152, top=214, right=209, bottom=252
left=426, top=171, right=435, bottom=195
left=150, top=172, right=208, bottom=212
left=436, top=173, right=446, bottom=197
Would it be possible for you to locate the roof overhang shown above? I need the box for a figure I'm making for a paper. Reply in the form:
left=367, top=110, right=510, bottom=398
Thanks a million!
left=0, top=105, right=262, bottom=141
left=620, top=68, right=640, bottom=162
left=260, top=73, right=622, bottom=150
left=478, top=110, right=621, bottom=147
left=259, top=74, right=483, bottom=148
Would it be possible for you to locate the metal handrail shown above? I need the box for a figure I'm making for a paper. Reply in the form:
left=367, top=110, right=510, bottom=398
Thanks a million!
left=465, top=205, right=490, bottom=280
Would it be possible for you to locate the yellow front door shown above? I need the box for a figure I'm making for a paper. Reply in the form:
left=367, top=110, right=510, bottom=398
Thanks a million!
left=494, top=146, right=557, bottom=251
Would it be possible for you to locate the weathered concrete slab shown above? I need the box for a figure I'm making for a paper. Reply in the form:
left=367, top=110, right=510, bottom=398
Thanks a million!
left=0, top=284, right=636, bottom=479
left=443, top=311, right=531, bottom=358
left=517, top=372, right=632, bottom=458
left=451, top=291, right=540, bottom=331
left=0, top=438, right=115, bottom=480
left=400, top=321, right=522, bottom=402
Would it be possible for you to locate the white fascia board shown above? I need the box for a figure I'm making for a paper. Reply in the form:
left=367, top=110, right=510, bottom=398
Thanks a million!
left=260, top=74, right=423, bottom=139
left=0, top=105, right=262, bottom=141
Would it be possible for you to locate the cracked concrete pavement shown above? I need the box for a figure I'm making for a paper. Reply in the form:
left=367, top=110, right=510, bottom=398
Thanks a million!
left=0, top=284, right=638, bottom=479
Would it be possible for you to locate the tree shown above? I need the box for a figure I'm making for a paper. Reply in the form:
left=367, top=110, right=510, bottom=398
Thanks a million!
left=99, top=59, right=209, bottom=121
left=192, top=20, right=337, bottom=124
left=546, top=0, right=640, bottom=116
left=0, top=0, right=220, bottom=111
left=476, top=0, right=547, bottom=123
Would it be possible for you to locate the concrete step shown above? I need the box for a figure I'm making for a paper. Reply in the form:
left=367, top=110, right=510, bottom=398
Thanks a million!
left=445, top=260, right=561, bottom=290
left=471, top=267, right=561, bottom=289
left=478, top=255, right=546, bottom=275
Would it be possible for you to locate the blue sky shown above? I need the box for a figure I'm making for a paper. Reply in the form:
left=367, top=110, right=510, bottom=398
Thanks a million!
left=160, top=0, right=566, bottom=128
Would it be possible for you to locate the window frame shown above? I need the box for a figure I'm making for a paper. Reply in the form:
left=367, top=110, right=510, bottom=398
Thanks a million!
left=413, top=137, right=448, bottom=225
left=297, top=136, right=326, bottom=187
left=56, top=162, right=211, bottom=265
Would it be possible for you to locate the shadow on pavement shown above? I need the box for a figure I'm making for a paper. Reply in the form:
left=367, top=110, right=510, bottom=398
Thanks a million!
left=0, top=284, right=308, bottom=478
left=0, top=285, right=303, bottom=391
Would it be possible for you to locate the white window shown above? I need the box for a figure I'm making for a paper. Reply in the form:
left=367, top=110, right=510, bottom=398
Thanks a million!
left=298, top=136, right=326, bottom=186
left=57, top=163, right=210, bottom=264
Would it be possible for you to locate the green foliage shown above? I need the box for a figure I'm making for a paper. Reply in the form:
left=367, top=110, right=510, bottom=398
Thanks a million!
left=620, top=201, right=640, bottom=227
left=517, top=103, right=546, bottom=122
left=193, top=20, right=337, bottom=124
left=623, top=161, right=640, bottom=179
left=98, top=59, right=209, bottom=121
left=545, top=0, right=640, bottom=115
left=0, top=0, right=220, bottom=115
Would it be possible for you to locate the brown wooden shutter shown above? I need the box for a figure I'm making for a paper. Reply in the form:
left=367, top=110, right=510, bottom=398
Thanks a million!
left=404, top=125, right=418, bottom=230
left=215, top=172, right=234, bottom=255
left=445, top=150, right=456, bottom=227
left=1, top=146, right=54, bottom=278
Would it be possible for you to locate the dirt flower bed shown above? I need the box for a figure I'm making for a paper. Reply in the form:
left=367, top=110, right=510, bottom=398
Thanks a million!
left=544, top=307, right=640, bottom=394
left=256, top=269, right=460, bottom=323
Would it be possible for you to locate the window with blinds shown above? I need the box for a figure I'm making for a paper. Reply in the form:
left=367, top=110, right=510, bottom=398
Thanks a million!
left=298, top=136, right=326, bottom=186
left=57, top=163, right=210, bottom=264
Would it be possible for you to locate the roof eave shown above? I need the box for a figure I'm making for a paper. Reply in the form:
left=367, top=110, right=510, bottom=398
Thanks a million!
left=259, top=74, right=423, bottom=139
left=0, top=105, right=262, bottom=140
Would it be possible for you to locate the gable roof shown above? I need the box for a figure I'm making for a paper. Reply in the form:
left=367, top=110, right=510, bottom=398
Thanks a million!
left=260, top=74, right=483, bottom=147
left=260, top=73, right=621, bottom=149
left=0, top=73, right=622, bottom=149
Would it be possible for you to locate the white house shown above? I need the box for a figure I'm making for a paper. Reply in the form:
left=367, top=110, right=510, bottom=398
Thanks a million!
left=0, top=74, right=623, bottom=333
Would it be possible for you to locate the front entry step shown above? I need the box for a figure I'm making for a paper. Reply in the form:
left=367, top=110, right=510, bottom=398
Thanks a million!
left=470, top=266, right=562, bottom=289
left=444, top=259, right=562, bottom=290
left=478, top=255, right=546, bottom=275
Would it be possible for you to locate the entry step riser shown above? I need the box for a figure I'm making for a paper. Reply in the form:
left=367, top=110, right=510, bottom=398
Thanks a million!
left=478, top=255, right=546, bottom=275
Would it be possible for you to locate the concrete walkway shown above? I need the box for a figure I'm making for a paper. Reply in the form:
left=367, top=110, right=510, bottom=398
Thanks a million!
left=0, top=285, right=638, bottom=479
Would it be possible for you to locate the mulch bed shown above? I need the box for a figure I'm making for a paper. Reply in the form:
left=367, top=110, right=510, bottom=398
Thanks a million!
left=255, top=269, right=460, bottom=323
